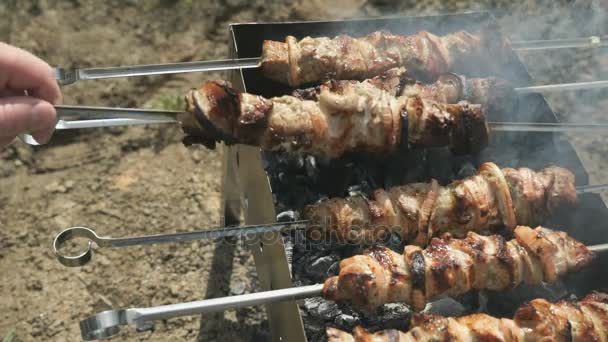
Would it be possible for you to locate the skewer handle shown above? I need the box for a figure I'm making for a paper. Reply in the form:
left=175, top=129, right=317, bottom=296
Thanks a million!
left=55, top=57, right=261, bottom=85
left=53, top=221, right=307, bottom=267
left=79, top=284, right=323, bottom=340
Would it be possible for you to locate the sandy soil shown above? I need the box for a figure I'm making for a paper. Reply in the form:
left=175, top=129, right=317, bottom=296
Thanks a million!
left=0, top=0, right=606, bottom=341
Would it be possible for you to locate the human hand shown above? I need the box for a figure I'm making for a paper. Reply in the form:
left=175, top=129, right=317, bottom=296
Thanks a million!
left=0, top=42, right=62, bottom=147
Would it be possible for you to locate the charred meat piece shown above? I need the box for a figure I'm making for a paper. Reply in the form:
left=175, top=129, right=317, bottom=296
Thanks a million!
left=294, top=68, right=516, bottom=115
left=304, top=162, right=576, bottom=245
left=326, top=292, right=608, bottom=341
left=181, top=76, right=489, bottom=158
left=261, top=30, right=510, bottom=87
left=322, top=226, right=594, bottom=311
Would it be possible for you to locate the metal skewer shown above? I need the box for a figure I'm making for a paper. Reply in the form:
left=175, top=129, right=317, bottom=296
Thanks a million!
left=511, top=35, right=606, bottom=51
left=20, top=99, right=608, bottom=146
left=53, top=221, right=308, bottom=267
left=21, top=106, right=180, bottom=145
left=514, top=80, right=608, bottom=94
left=79, top=236, right=608, bottom=341
left=54, top=57, right=261, bottom=85
left=53, top=182, right=608, bottom=267
left=54, top=36, right=606, bottom=86
left=79, top=284, right=323, bottom=340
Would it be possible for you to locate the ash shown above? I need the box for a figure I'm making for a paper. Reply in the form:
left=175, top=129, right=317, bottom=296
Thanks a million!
left=263, top=144, right=573, bottom=341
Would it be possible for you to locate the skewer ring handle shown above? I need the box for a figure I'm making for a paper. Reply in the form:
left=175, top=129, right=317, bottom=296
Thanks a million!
left=53, top=226, right=99, bottom=267
left=80, top=309, right=127, bottom=340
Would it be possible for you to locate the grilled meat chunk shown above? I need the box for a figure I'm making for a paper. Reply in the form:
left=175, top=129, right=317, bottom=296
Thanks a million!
left=327, top=292, right=608, bottom=341
left=181, top=76, right=488, bottom=157
left=261, top=30, right=510, bottom=87
left=294, top=68, right=516, bottom=115
left=322, top=226, right=593, bottom=311
left=304, top=162, right=576, bottom=245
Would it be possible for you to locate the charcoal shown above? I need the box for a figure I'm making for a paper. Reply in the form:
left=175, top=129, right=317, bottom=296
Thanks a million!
left=233, top=13, right=608, bottom=341
left=305, top=254, right=340, bottom=279
left=374, top=303, right=411, bottom=330
left=334, top=314, right=359, bottom=329
left=456, top=162, right=477, bottom=179
left=326, top=260, right=340, bottom=277
left=304, top=297, right=322, bottom=312
left=276, top=210, right=297, bottom=222
left=347, top=184, right=364, bottom=197
left=386, top=233, right=404, bottom=252
left=305, top=155, right=319, bottom=181
left=425, top=297, right=468, bottom=317
left=318, top=301, right=341, bottom=319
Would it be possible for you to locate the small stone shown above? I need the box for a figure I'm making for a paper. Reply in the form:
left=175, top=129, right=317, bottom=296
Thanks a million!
left=230, top=280, right=246, bottom=295
left=45, top=181, right=67, bottom=193
left=26, top=279, right=43, bottom=291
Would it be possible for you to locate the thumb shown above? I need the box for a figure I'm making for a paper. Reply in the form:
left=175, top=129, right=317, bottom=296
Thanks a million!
left=0, top=96, right=57, bottom=146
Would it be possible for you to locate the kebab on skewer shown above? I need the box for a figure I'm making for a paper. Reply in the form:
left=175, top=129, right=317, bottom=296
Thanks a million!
left=181, top=72, right=490, bottom=158
left=303, top=162, right=576, bottom=246
left=261, top=29, right=510, bottom=87
left=52, top=162, right=580, bottom=268
left=322, top=225, right=593, bottom=311
left=293, top=67, right=516, bottom=115
left=327, top=291, right=608, bottom=342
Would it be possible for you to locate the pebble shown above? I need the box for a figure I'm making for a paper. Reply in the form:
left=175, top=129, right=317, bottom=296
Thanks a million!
left=230, top=280, right=246, bottom=295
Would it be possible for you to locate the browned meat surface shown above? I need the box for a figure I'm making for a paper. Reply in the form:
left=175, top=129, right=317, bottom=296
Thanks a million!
left=181, top=75, right=489, bottom=158
left=326, top=292, right=608, bottom=342
left=260, top=30, right=510, bottom=87
left=304, top=162, right=576, bottom=245
left=322, top=226, right=593, bottom=311
left=293, top=68, right=516, bottom=115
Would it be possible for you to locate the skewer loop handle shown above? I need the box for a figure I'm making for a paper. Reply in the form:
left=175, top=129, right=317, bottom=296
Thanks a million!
left=53, top=226, right=101, bottom=267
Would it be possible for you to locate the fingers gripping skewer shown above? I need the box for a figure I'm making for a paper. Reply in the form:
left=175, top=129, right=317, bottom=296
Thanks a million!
left=19, top=97, right=608, bottom=146
left=54, top=182, right=607, bottom=267
left=21, top=106, right=180, bottom=146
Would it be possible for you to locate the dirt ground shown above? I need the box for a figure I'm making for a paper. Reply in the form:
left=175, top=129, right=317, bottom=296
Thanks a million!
left=0, top=0, right=606, bottom=341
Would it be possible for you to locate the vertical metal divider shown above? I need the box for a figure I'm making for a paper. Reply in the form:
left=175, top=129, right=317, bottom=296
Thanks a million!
left=219, top=26, right=307, bottom=342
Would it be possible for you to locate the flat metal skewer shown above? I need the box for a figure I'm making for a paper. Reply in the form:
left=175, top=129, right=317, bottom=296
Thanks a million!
left=54, top=36, right=606, bottom=86
left=19, top=100, right=608, bottom=146
left=20, top=106, right=181, bottom=145
left=490, top=121, right=608, bottom=133
left=54, top=57, right=261, bottom=85
left=511, top=35, right=606, bottom=51
left=79, top=235, right=608, bottom=341
left=53, top=221, right=308, bottom=267
left=79, top=283, right=323, bottom=340
left=514, top=80, right=608, bottom=94
left=54, top=182, right=607, bottom=267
